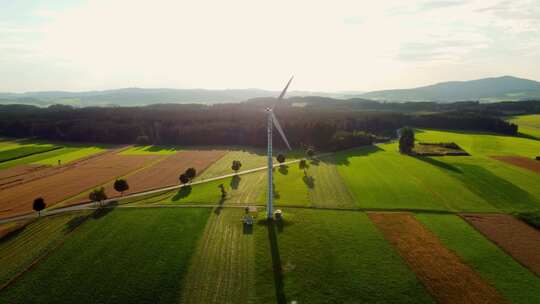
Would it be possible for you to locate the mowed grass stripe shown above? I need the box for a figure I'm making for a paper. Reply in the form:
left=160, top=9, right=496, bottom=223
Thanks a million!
left=262, top=165, right=310, bottom=206
left=131, top=170, right=266, bottom=206
left=0, top=208, right=210, bottom=304
left=0, top=213, right=86, bottom=287
left=306, top=158, right=356, bottom=208
left=181, top=208, right=255, bottom=304
left=0, top=147, right=85, bottom=169
left=34, top=146, right=107, bottom=166
left=196, top=149, right=267, bottom=180
left=417, top=214, right=540, bottom=304
left=0, top=145, right=61, bottom=163
left=269, top=209, right=433, bottom=303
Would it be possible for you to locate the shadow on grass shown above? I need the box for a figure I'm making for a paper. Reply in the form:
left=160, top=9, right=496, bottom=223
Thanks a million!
left=278, top=165, right=289, bottom=175
left=64, top=202, right=118, bottom=234
left=172, top=186, right=192, bottom=202
left=517, top=132, right=539, bottom=141
left=414, top=156, right=463, bottom=173
left=91, top=201, right=118, bottom=219
left=272, top=183, right=280, bottom=200
left=230, top=175, right=241, bottom=190
left=0, top=222, right=30, bottom=244
left=64, top=215, right=89, bottom=233
left=428, top=161, right=539, bottom=212
left=266, top=219, right=286, bottom=304
left=327, top=145, right=384, bottom=166
left=243, top=223, right=253, bottom=234
left=303, top=174, right=315, bottom=189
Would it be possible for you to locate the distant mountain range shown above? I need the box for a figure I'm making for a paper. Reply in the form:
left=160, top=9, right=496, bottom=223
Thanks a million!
left=0, top=88, right=357, bottom=107
left=1, top=75, right=539, bottom=107
left=355, top=76, right=540, bottom=102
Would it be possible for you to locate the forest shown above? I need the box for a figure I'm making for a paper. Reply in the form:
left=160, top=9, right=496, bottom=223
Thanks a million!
left=0, top=100, right=520, bottom=151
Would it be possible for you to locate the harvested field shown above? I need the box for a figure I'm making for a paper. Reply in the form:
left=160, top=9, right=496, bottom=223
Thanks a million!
left=0, top=152, right=159, bottom=219
left=462, top=214, right=540, bottom=276
left=369, top=212, right=507, bottom=304
left=0, top=148, right=114, bottom=190
left=492, top=156, right=540, bottom=174
left=101, top=149, right=226, bottom=198
left=0, top=165, right=46, bottom=188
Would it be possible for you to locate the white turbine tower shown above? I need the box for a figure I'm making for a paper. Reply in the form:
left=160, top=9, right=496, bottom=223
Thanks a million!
left=266, top=77, right=293, bottom=219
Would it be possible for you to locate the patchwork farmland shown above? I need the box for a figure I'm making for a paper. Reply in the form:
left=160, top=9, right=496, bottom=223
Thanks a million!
left=1, top=124, right=540, bottom=303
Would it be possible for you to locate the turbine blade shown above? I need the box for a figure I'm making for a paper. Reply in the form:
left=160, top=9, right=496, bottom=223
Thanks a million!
left=271, top=112, right=292, bottom=150
left=277, top=76, right=294, bottom=100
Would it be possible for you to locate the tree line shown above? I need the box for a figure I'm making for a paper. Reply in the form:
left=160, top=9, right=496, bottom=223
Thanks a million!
left=0, top=102, right=519, bottom=150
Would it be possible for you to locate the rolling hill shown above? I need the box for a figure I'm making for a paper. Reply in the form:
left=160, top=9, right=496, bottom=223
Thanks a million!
left=358, top=76, right=540, bottom=102
left=0, top=88, right=355, bottom=107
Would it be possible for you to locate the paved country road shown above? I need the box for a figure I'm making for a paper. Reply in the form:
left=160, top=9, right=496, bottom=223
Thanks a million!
left=0, top=155, right=330, bottom=225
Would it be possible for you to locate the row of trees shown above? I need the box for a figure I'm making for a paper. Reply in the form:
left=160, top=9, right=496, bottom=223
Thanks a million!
left=32, top=178, right=130, bottom=215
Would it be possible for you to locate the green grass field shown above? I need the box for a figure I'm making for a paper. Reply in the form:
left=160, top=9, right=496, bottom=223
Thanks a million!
left=119, top=145, right=181, bottom=155
left=335, top=144, right=497, bottom=212
left=417, top=214, right=540, bottom=304
left=33, top=146, right=107, bottom=166
left=195, top=149, right=267, bottom=180
left=180, top=208, right=256, bottom=303
left=264, top=164, right=311, bottom=206
left=508, top=114, right=540, bottom=139
left=415, top=129, right=540, bottom=157
left=307, top=157, right=357, bottom=208
left=129, top=171, right=266, bottom=206
left=263, top=209, right=434, bottom=303
left=0, top=142, right=109, bottom=169
left=517, top=211, right=540, bottom=229
left=0, top=145, right=60, bottom=163
left=0, top=213, right=88, bottom=287
left=0, top=208, right=210, bottom=304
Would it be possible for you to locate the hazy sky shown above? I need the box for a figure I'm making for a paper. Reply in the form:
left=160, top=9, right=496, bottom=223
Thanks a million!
left=1, top=0, right=539, bottom=92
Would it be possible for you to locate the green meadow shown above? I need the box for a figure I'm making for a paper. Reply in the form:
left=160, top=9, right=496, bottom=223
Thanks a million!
left=0, top=145, right=60, bottom=163
left=415, top=128, right=540, bottom=157
left=335, top=144, right=497, bottom=212
left=266, top=209, right=434, bottom=303
left=119, top=145, right=181, bottom=155
left=508, top=114, right=540, bottom=139
left=0, top=208, right=210, bottom=304
left=0, top=213, right=88, bottom=287
left=0, top=141, right=109, bottom=169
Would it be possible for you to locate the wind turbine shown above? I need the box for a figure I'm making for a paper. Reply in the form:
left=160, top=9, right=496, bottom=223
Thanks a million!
left=266, top=76, right=293, bottom=219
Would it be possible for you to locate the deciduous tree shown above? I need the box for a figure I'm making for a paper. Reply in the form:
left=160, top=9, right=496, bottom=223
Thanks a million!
left=113, top=179, right=129, bottom=196
left=33, top=197, right=46, bottom=216
left=231, top=160, right=242, bottom=174
left=399, top=127, right=415, bottom=154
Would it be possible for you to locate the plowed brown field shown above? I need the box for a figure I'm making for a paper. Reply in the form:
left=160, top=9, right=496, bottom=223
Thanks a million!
left=0, top=148, right=114, bottom=190
left=0, top=152, right=160, bottom=219
left=369, top=212, right=507, bottom=304
left=462, top=213, right=540, bottom=276
left=0, top=165, right=46, bottom=188
left=492, top=156, right=540, bottom=174
left=100, top=149, right=226, bottom=198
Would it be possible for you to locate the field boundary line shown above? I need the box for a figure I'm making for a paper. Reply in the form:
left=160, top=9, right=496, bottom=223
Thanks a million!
left=0, top=212, right=90, bottom=292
